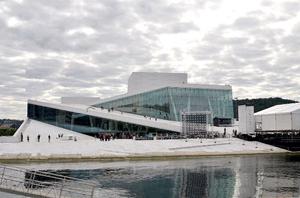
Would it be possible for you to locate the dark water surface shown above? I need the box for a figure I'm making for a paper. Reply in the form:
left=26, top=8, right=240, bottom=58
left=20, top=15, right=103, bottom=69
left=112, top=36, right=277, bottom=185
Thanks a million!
left=3, top=154, right=300, bottom=198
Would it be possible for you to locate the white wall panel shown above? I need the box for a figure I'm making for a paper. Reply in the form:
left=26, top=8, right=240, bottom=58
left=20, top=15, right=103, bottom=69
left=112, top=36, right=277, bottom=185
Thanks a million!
left=128, top=72, right=187, bottom=94
left=238, top=105, right=254, bottom=134
left=275, top=113, right=292, bottom=130
left=247, top=106, right=255, bottom=133
left=255, top=115, right=262, bottom=131
left=261, top=114, right=276, bottom=131
left=292, top=113, right=300, bottom=130
left=238, top=105, right=246, bottom=133
left=255, top=115, right=262, bottom=123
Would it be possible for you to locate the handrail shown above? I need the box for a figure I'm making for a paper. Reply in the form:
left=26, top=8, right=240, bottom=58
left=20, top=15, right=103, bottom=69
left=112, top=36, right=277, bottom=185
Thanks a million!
left=0, top=164, right=97, bottom=185
left=2, top=175, right=94, bottom=195
left=0, top=164, right=100, bottom=198
left=3, top=174, right=92, bottom=194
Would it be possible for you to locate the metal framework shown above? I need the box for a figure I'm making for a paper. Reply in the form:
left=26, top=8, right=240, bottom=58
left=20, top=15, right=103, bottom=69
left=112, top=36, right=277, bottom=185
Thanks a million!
left=0, top=164, right=99, bottom=198
left=181, top=111, right=211, bottom=137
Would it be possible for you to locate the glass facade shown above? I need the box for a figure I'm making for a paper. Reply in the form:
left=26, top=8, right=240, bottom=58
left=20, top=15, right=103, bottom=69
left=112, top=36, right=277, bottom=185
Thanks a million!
left=27, top=104, right=175, bottom=135
left=95, top=87, right=234, bottom=122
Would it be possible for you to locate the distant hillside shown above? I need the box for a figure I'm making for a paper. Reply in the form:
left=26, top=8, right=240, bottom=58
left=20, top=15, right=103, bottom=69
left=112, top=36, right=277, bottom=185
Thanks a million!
left=233, top=97, right=298, bottom=118
left=0, top=119, right=23, bottom=136
left=0, top=119, right=23, bottom=129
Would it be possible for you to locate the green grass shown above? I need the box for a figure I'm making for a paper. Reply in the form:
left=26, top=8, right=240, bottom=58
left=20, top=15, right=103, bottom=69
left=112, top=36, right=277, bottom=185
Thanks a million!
left=0, top=128, right=16, bottom=136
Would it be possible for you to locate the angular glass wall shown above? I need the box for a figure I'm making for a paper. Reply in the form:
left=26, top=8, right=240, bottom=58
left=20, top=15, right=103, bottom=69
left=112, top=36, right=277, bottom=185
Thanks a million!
left=27, top=104, right=175, bottom=135
left=95, top=87, right=234, bottom=122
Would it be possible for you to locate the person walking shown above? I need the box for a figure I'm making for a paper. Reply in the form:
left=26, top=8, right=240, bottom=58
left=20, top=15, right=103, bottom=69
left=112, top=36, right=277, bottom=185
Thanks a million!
left=48, top=135, right=51, bottom=143
left=27, top=135, right=29, bottom=142
left=37, top=134, right=41, bottom=142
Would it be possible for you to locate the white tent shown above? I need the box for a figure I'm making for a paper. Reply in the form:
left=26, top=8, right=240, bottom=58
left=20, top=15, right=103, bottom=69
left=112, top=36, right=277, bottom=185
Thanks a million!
left=254, top=103, right=300, bottom=131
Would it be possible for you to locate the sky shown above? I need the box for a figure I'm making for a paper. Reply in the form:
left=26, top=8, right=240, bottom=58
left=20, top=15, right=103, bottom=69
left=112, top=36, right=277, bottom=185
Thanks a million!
left=1, top=0, right=300, bottom=119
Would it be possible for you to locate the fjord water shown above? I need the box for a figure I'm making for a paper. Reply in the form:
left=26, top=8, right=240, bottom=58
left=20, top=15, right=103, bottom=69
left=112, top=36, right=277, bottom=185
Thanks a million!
left=3, top=154, right=300, bottom=198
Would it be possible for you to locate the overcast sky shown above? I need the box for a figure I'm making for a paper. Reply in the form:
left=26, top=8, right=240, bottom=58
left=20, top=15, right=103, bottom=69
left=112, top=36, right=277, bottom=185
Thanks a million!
left=1, top=0, right=300, bottom=119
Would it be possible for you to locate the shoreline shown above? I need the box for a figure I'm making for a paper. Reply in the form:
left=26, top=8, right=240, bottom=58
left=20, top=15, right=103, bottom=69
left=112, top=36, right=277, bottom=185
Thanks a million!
left=0, top=138, right=289, bottom=164
left=0, top=150, right=290, bottom=164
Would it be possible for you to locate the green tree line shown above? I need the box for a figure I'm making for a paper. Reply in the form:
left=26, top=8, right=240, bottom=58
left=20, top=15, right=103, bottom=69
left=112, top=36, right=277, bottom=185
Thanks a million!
left=233, top=97, right=298, bottom=118
left=0, top=128, right=17, bottom=136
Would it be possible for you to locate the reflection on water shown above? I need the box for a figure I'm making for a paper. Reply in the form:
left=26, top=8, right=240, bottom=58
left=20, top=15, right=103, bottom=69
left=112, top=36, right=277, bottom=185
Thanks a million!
left=3, top=154, right=300, bottom=198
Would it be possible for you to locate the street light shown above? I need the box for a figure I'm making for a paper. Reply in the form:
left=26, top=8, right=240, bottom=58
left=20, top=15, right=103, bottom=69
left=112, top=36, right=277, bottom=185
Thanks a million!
left=86, top=106, right=95, bottom=112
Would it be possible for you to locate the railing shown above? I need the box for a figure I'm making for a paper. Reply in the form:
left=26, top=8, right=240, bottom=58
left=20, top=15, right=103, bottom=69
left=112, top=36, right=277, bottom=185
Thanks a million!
left=0, top=164, right=100, bottom=198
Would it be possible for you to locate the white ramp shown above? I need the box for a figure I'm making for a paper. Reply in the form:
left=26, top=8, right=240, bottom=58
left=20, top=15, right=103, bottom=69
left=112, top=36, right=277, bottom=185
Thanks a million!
left=14, top=119, right=94, bottom=143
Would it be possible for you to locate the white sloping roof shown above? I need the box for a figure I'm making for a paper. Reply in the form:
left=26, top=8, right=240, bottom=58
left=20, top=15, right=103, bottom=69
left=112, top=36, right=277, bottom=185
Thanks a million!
left=254, top=103, right=300, bottom=115
left=28, top=100, right=182, bottom=133
left=14, top=119, right=94, bottom=142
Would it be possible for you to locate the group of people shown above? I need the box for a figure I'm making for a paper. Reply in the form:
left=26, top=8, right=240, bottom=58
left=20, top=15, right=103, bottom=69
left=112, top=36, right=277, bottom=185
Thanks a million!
left=95, top=132, right=136, bottom=141
left=232, top=129, right=238, bottom=137
left=20, top=132, right=51, bottom=143
left=96, top=133, right=115, bottom=141
left=20, top=133, right=30, bottom=142
left=143, top=115, right=158, bottom=121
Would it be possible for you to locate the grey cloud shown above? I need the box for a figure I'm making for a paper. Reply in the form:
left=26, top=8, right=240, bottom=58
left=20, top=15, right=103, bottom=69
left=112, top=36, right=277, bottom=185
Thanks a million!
left=233, top=17, right=261, bottom=29
left=282, top=1, right=300, bottom=16
left=275, top=55, right=300, bottom=68
left=1, top=0, right=146, bottom=54
left=57, top=78, right=102, bottom=88
left=24, top=59, right=63, bottom=79
left=153, top=53, right=170, bottom=62
left=0, top=101, right=26, bottom=119
left=281, top=35, right=300, bottom=52
left=232, top=45, right=270, bottom=60
left=189, top=6, right=300, bottom=100
left=261, top=0, right=273, bottom=7
left=24, top=80, right=56, bottom=97
left=202, top=31, right=249, bottom=46
left=258, top=74, right=300, bottom=97
left=1, top=0, right=300, bottom=119
left=85, top=0, right=137, bottom=28
left=63, top=64, right=103, bottom=80
left=192, top=33, right=250, bottom=61
left=173, top=49, right=182, bottom=59
left=135, top=0, right=183, bottom=23
left=92, top=49, right=153, bottom=66
left=159, top=22, right=199, bottom=34
left=193, top=45, right=223, bottom=60
left=57, top=62, right=129, bottom=93
left=51, top=87, right=98, bottom=98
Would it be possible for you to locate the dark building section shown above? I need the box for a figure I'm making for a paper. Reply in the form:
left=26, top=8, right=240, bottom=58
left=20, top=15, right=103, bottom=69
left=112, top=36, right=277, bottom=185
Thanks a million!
left=213, top=117, right=232, bottom=127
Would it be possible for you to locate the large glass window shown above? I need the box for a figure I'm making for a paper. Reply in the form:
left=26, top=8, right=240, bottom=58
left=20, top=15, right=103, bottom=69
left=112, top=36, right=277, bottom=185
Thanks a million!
left=27, top=104, right=174, bottom=135
left=95, top=87, right=234, bottom=122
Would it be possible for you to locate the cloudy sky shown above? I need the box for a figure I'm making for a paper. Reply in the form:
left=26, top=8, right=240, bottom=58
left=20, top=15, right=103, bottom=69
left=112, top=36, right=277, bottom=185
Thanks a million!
left=1, top=0, right=300, bottom=119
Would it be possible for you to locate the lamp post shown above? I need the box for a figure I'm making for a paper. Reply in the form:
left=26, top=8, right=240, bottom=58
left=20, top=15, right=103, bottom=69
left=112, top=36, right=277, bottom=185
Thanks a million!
left=234, top=97, right=238, bottom=121
left=86, top=106, right=94, bottom=112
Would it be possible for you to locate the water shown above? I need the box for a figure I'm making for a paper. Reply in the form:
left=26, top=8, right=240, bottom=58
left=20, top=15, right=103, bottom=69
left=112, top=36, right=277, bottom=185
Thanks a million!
left=2, top=154, right=300, bottom=198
